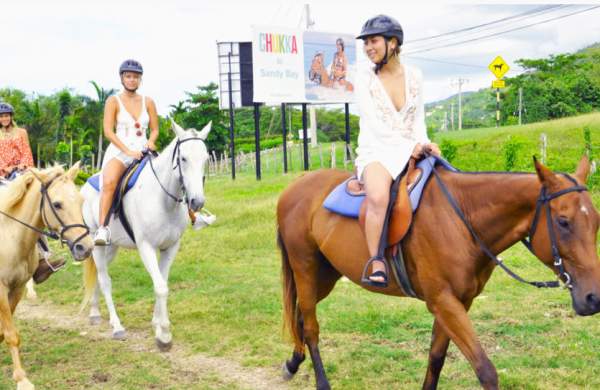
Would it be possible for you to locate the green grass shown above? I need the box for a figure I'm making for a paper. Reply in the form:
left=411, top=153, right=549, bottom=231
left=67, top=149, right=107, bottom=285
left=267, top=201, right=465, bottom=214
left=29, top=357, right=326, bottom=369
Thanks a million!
left=2, top=113, right=600, bottom=389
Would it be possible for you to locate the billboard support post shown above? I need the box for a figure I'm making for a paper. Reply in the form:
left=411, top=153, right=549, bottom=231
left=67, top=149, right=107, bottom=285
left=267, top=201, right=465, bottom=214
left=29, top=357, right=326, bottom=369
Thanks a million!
left=302, top=103, right=309, bottom=170
left=344, top=103, right=351, bottom=161
left=254, top=103, right=261, bottom=180
left=281, top=103, right=288, bottom=173
left=227, top=52, right=235, bottom=180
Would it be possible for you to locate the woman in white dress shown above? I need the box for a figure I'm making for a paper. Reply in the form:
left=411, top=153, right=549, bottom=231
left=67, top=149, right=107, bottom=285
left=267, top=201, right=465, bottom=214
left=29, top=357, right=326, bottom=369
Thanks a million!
left=355, top=15, right=441, bottom=287
left=94, top=59, right=159, bottom=245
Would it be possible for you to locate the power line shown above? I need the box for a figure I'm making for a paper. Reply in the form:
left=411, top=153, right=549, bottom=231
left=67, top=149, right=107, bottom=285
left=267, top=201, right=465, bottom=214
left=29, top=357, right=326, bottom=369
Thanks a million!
left=404, top=5, right=600, bottom=55
left=405, top=56, right=487, bottom=69
left=406, top=4, right=565, bottom=44
left=405, top=55, right=525, bottom=72
left=405, top=5, right=573, bottom=52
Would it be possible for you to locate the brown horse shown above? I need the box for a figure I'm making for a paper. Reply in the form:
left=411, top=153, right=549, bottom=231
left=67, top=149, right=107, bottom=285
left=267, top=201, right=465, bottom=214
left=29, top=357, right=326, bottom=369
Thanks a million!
left=277, top=156, right=600, bottom=390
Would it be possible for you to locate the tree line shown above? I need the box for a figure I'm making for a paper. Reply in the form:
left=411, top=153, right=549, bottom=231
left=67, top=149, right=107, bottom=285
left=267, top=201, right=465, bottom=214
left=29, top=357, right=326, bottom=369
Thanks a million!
left=1, top=82, right=359, bottom=169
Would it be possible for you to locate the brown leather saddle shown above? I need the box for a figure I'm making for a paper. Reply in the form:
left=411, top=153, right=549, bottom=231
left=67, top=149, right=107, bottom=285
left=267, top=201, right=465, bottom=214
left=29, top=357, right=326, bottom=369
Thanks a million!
left=351, top=158, right=422, bottom=248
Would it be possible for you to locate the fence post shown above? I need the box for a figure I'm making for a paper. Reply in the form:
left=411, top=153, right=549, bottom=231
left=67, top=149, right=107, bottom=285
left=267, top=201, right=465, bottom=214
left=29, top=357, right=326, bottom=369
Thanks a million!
left=540, top=133, right=547, bottom=165
left=331, top=143, right=336, bottom=169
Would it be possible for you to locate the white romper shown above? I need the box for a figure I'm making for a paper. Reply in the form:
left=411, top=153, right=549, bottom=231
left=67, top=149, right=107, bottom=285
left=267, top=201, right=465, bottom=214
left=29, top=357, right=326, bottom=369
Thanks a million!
left=354, top=63, right=430, bottom=180
left=101, top=93, right=149, bottom=170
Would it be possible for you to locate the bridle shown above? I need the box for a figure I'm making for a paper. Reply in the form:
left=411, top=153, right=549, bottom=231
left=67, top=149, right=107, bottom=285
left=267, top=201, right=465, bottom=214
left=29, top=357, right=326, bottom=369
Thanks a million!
left=0, top=171, right=90, bottom=251
left=148, top=137, right=206, bottom=208
left=429, top=158, right=587, bottom=290
left=520, top=174, right=588, bottom=289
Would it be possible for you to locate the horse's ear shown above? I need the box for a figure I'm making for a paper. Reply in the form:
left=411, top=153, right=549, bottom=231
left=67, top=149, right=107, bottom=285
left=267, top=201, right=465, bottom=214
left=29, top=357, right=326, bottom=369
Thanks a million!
left=574, top=155, right=590, bottom=184
left=170, top=118, right=186, bottom=138
left=196, top=121, right=212, bottom=141
left=533, top=156, right=560, bottom=190
left=66, top=161, right=81, bottom=181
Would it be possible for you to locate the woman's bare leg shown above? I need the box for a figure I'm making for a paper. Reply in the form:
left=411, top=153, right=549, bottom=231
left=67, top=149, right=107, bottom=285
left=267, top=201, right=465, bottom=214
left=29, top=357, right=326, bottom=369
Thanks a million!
left=99, top=159, right=127, bottom=226
left=362, top=163, right=393, bottom=282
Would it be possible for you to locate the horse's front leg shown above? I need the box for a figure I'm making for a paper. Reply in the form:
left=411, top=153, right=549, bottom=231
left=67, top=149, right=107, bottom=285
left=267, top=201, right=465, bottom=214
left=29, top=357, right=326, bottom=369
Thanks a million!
left=25, top=279, right=37, bottom=300
left=426, top=293, right=497, bottom=389
left=138, top=241, right=172, bottom=351
left=152, top=241, right=180, bottom=350
left=94, top=246, right=126, bottom=339
left=0, top=284, right=33, bottom=390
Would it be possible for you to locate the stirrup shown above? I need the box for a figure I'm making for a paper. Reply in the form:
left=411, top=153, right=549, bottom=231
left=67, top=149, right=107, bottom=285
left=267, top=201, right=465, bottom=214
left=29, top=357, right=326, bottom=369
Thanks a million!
left=361, top=255, right=389, bottom=288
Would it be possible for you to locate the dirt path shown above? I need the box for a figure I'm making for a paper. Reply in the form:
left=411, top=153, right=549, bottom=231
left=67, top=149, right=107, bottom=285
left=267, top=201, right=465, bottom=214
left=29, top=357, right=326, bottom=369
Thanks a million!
left=16, top=299, right=292, bottom=390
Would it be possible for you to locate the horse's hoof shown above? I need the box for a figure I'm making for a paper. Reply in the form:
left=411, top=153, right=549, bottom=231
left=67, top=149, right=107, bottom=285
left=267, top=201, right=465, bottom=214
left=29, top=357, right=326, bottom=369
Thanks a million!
left=156, top=338, right=173, bottom=352
left=112, top=330, right=127, bottom=340
left=281, top=362, right=295, bottom=381
left=89, top=315, right=101, bottom=326
left=17, top=378, right=35, bottom=390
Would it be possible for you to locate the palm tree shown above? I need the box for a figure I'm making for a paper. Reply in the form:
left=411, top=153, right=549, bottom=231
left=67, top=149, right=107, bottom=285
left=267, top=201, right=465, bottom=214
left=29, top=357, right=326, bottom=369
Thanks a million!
left=90, top=81, right=117, bottom=169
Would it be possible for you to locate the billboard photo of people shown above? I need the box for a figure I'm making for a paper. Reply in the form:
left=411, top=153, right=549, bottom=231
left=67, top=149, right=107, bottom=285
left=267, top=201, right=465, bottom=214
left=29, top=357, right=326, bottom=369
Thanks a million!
left=303, top=31, right=356, bottom=103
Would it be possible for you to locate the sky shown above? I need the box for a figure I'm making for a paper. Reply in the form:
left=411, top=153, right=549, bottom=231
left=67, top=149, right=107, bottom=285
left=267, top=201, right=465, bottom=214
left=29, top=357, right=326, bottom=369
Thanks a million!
left=2, top=0, right=600, bottom=114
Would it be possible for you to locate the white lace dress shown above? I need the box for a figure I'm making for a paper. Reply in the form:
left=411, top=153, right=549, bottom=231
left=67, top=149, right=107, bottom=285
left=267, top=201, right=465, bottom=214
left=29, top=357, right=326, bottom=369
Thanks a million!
left=354, top=63, right=430, bottom=179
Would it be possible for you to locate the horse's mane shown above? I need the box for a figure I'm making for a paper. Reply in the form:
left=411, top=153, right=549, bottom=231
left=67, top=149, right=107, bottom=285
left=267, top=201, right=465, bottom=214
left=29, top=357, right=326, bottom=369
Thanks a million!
left=0, top=165, right=65, bottom=211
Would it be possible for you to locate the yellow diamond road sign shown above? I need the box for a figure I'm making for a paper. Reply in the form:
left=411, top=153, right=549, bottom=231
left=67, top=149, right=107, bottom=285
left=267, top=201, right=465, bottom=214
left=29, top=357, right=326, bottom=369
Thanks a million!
left=488, top=56, right=509, bottom=79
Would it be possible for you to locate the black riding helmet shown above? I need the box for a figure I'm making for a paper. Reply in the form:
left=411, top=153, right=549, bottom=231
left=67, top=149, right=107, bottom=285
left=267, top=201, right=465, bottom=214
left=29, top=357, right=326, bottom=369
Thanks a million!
left=119, top=59, right=144, bottom=75
left=0, top=102, right=14, bottom=115
left=357, top=15, right=404, bottom=73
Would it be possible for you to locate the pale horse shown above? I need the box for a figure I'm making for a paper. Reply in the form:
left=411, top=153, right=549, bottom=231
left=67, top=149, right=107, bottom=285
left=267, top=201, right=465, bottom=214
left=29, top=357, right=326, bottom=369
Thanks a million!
left=80, top=120, right=211, bottom=350
left=0, top=164, right=94, bottom=390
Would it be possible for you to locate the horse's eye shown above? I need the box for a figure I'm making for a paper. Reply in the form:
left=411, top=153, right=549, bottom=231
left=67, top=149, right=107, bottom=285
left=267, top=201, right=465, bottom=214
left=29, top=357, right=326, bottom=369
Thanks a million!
left=52, top=202, right=62, bottom=210
left=181, top=157, right=187, bottom=163
left=557, top=217, right=570, bottom=230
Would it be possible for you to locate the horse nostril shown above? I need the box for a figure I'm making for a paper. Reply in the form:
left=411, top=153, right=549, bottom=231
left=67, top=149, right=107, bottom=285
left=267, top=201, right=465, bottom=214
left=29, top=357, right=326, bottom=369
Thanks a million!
left=190, top=198, right=205, bottom=212
left=586, top=293, right=600, bottom=307
left=74, top=243, right=85, bottom=253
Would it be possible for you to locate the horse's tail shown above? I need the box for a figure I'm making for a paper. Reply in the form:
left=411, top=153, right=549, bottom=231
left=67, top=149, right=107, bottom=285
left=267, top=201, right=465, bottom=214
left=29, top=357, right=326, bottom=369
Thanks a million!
left=79, top=256, right=97, bottom=314
left=279, top=228, right=302, bottom=349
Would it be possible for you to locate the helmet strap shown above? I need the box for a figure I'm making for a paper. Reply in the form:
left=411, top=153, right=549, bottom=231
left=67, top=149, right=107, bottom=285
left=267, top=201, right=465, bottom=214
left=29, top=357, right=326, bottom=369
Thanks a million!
left=121, top=79, right=139, bottom=93
left=375, top=37, right=389, bottom=74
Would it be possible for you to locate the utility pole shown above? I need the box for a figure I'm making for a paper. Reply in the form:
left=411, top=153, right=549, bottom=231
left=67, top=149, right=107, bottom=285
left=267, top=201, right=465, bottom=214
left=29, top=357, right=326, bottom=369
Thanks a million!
left=442, top=111, right=448, bottom=132
left=451, top=78, right=469, bottom=131
left=450, top=102, right=455, bottom=131
left=518, top=87, right=523, bottom=125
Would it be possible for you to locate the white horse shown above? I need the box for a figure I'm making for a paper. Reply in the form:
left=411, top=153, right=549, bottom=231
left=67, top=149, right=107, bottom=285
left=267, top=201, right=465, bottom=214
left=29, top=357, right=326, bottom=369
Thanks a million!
left=81, top=119, right=211, bottom=350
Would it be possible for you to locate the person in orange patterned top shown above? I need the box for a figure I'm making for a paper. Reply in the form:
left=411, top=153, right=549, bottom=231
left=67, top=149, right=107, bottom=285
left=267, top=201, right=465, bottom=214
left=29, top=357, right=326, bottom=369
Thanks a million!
left=0, top=102, right=65, bottom=283
left=0, top=102, right=34, bottom=179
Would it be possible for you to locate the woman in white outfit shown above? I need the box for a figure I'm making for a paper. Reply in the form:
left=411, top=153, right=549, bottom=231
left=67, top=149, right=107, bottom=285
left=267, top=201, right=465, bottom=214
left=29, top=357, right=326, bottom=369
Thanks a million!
left=355, top=15, right=441, bottom=287
left=94, top=59, right=159, bottom=245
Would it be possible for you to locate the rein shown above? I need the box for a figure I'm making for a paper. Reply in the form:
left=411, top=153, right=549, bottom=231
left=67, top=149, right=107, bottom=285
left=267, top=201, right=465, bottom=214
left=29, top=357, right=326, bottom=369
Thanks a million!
left=0, top=171, right=90, bottom=250
left=428, top=158, right=587, bottom=289
left=147, top=137, right=205, bottom=207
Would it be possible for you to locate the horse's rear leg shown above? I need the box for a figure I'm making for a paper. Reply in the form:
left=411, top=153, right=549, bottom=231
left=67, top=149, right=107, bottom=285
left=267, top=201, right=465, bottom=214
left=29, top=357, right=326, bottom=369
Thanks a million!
left=285, top=251, right=339, bottom=390
left=428, top=294, right=497, bottom=389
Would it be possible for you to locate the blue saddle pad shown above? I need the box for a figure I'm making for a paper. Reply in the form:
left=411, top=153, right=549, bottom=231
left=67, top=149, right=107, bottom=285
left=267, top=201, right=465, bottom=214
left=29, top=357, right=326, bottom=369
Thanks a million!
left=323, top=156, right=457, bottom=218
left=87, top=157, right=149, bottom=193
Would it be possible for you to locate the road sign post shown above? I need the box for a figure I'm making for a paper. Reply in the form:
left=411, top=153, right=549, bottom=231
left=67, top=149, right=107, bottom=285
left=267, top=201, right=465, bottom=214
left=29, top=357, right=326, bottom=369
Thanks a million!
left=489, top=56, right=510, bottom=127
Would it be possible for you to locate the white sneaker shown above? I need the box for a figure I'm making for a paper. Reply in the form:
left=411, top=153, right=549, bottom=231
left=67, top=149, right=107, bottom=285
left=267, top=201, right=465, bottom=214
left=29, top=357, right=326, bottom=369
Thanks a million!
left=192, top=210, right=216, bottom=230
left=94, top=226, right=111, bottom=246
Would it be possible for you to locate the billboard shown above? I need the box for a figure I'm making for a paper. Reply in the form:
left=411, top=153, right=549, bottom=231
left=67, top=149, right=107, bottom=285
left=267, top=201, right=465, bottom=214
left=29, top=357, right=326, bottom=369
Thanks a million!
left=303, top=31, right=356, bottom=103
left=252, top=26, right=356, bottom=104
left=252, top=26, right=306, bottom=103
